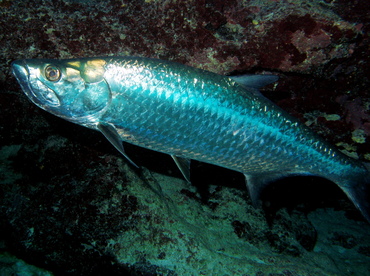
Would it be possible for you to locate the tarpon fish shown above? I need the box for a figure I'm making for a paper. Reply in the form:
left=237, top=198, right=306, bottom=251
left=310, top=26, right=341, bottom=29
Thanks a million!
left=11, top=57, right=370, bottom=222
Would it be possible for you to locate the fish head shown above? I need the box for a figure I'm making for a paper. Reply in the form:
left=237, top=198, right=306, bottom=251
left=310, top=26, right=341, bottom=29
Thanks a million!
left=11, top=58, right=111, bottom=127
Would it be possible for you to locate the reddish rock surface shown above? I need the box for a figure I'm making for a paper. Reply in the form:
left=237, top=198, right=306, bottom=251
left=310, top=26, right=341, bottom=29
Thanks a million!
left=0, top=0, right=361, bottom=73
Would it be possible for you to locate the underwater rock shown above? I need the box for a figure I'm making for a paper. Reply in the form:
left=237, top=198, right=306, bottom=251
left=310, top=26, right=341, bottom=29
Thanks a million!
left=0, top=252, right=53, bottom=276
left=2, top=137, right=370, bottom=275
left=0, top=0, right=361, bottom=75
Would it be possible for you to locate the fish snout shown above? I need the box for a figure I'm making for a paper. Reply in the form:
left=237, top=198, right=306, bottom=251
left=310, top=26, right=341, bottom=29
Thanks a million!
left=12, top=59, right=29, bottom=81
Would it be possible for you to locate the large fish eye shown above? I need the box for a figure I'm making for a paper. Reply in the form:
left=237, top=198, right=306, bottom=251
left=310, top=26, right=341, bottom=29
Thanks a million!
left=45, top=65, right=61, bottom=82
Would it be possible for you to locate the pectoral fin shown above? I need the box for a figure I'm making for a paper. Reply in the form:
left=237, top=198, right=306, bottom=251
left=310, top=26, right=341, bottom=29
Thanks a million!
left=97, top=123, right=139, bottom=168
left=171, top=155, right=191, bottom=182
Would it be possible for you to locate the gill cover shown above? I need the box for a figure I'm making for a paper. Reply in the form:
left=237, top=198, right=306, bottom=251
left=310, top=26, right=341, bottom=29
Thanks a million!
left=12, top=58, right=111, bottom=124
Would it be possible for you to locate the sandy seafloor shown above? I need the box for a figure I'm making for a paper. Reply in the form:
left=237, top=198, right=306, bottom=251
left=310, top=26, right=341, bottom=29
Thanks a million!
left=0, top=0, right=370, bottom=275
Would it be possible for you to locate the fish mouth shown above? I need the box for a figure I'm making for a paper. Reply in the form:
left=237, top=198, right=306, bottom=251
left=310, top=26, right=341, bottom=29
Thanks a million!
left=12, top=60, right=31, bottom=94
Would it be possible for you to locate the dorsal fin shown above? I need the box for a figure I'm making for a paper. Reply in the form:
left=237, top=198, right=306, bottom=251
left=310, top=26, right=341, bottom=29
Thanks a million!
left=230, top=74, right=278, bottom=89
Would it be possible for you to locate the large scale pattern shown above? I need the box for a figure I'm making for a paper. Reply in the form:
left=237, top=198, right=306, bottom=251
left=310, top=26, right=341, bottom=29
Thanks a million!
left=101, top=58, right=360, bottom=178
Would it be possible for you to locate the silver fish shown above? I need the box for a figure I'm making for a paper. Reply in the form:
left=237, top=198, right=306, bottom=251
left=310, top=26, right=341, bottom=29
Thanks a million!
left=11, top=57, right=370, bottom=222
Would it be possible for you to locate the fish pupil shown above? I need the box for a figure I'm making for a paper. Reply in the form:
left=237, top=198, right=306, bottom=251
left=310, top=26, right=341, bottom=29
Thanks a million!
left=45, top=65, right=61, bottom=82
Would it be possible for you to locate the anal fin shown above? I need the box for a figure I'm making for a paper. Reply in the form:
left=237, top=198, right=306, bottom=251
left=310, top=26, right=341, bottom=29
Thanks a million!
left=244, top=173, right=285, bottom=207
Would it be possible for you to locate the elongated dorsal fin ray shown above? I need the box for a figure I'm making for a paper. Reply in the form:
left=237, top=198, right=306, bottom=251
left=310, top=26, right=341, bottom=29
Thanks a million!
left=171, top=155, right=191, bottom=182
left=98, top=123, right=139, bottom=168
left=230, top=74, right=279, bottom=89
